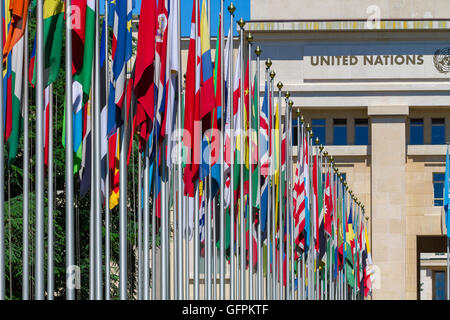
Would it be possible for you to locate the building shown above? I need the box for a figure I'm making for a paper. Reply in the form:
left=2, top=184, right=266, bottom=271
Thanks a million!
left=243, top=0, right=450, bottom=300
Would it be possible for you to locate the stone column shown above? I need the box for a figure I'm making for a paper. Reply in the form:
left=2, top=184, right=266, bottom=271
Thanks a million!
left=369, top=105, right=408, bottom=300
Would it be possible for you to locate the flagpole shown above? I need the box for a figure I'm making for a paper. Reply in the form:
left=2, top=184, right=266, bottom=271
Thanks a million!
left=269, top=70, right=276, bottom=300
left=152, top=153, right=157, bottom=300
left=447, top=142, right=450, bottom=300
left=119, top=62, right=129, bottom=301
left=288, top=100, right=294, bottom=300
left=22, top=19, right=30, bottom=301
left=193, top=0, right=199, bottom=300
left=94, top=1, right=103, bottom=300
left=104, top=0, right=111, bottom=301
left=247, top=32, right=253, bottom=300
left=228, top=2, right=236, bottom=301
left=219, top=0, right=225, bottom=302
left=255, top=46, right=262, bottom=300
left=143, top=142, right=150, bottom=300
left=265, top=59, right=272, bottom=299
left=137, top=148, right=142, bottom=300
left=35, top=0, right=45, bottom=300
left=238, top=18, right=246, bottom=300
left=177, top=0, right=183, bottom=301
left=48, top=84, right=54, bottom=300
left=277, top=81, right=283, bottom=300
left=64, top=0, right=75, bottom=301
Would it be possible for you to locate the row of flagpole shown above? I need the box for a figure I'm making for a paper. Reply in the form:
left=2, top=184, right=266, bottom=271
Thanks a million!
left=0, top=0, right=375, bottom=300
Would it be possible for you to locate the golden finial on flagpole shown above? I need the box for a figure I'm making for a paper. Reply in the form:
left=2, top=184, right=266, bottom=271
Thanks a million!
left=277, top=81, right=283, bottom=90
left=228, top=3, right=236, bottom=15
left=238, top=18, right=245, bottom=29
left=285, top=91, right=290, bottom=99
left=265, top=58, right=272, bottom=68
left=255, top=46, right=262, bottom=56
left=315, top=137, right=320, bottom=145
left=300, top=115, right=305, bottom=124
left=270, top=71, right=276, bottom=79
left=247, top=32, right=253, bottom=43
left=324, top=151, right=328, bottom=157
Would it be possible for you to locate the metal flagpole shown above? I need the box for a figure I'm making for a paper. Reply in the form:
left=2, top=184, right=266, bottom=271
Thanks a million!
left=265, top=60, right=272, bottom=300
left=288, top=100, right=295, bottom=300
left=277, top=81, right=283, bottom=300
left=219, top=0, right=225, bottom=301
left=65, top=0, right=75, bottom=301
left=48, top=84, right=54, bottom=300
left=177, top=0, right=183, bottom=300
left=228, top=2, right=236, bottom=301
left=255, top=46, right=262, bottom=300
left=35, top=0, right=45, bottom=300
left=270, top=70, right=276, bottom=300
left=143, top=143, right=150, bottom=300
left=94, top=2, right=103, bottom=300
left=193, top=0, right=199, bottom=300
left=104, top=0, right=111, bottom=300
left=90, top=73, right=95, bottom=300
left=22, top=19, right=30, bottom=300
left=247, top=32, right=253, bottom=300
left=238, top=18, right=245, bottom=300
left=138, top=150, right=142, bottom=300
left=119, top=57, right=129, bottom=301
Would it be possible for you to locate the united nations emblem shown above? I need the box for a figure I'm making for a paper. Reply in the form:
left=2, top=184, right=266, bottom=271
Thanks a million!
left=156, top=14, right=168, bottom=43
left=433, top=48, right=450, bottom=73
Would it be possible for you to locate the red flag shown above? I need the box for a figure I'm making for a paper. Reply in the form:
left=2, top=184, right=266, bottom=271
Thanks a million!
left=313, top=155, right=319, bottom=252
left=133, top=0, right=156, bottom=152
left=324, top=172, right=333, bottom=235
left=183, top=1, right=200, bottom=197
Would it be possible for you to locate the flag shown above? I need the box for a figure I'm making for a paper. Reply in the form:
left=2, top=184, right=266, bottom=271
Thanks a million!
left=324, top=171, right=333, bottom=236
left=43, top=86, right=50, bottom=167
left=71, top=0, right=95, bottom=173
left=6, top=4, right=26, bottom=163
left=31, top=0, right=64, bottom=87
left=133, top=0, right=156, bottom=152
left=318, top=158, right=326, bottom=263
left=107, top=0, right=130, bottom=137
left=2, top=0, right=30, bottom=64
left=259, top=79, right=269, bottom=238
left=183, top=0, right=200, bottom=197
left=222, top=26, right=231, bottom=208
left=312, top=154, right=319, bottom=253
left=152, top=0, right=168, bottom=155
left=198, top=0, right=216, bottom=182
left=209, top=13, right=222, bottom=198
left=162, top=0, right=179, bottom=168
left=100, top=18, right=108, bottom=200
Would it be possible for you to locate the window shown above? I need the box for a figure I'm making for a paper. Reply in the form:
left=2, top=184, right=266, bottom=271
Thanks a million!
left=431, top=118, right=445, bottom=145
left=410, top=119, right=424, bottom=145
left=333, top=119, right=347, bottom=145
left=311, top=119, right=326, bottom=145
left=292, top=119, right=299, bottom=146
left=433, top=173, right=444, bottom=206
left=434, top=271, right=446, bottom=300
left=355, top=119, right=369, bottom=145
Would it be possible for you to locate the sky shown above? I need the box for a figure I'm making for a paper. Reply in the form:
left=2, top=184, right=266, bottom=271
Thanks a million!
left=100, top=0, right=251, bottom=37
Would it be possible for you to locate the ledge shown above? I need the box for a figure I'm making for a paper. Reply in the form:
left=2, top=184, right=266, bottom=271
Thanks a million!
left=246, top=20, right=450, bottom=33
left=407, top=144, right=447, bottom=156
left=293, top=145, right=369, bottom=157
